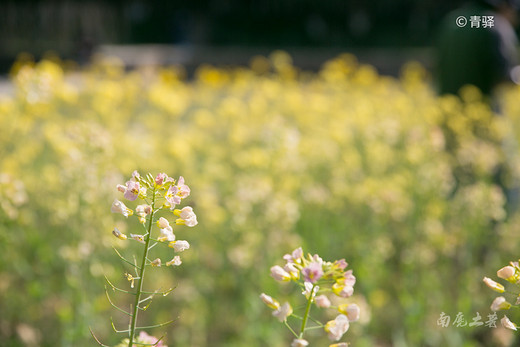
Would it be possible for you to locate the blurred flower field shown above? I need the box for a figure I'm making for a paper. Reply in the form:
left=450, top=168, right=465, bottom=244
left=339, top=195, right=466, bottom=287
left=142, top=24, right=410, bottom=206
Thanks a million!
left=2, top=51, right=520, bottom=346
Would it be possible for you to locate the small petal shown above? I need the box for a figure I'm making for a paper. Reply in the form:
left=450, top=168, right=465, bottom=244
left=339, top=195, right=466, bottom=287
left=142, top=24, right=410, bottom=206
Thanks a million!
left=284, top=263, right=300, bottom=280
left=159, top=226, right=175, bottom=242
left=176, top=176, right=190, bottom=198
left=131, top=171, right=141, bottom=180
left=501, top=315, right=517, bottom=331
left=111, top=199, right=133, bottom=217
left=272, top=302, right=293, bottom=322
left=342, top=270, right=356, bottom=287
left=155, top=173, right=168, bottom=186
left=136, top=204, right=152, bottom=216
left=150, top=258, right=162, bottom=267
left=124, top=181, right=140, bottom=201
left=334, top=259, right=348, bottom=270
left=338, top=303, right=360, bottom=321
left=157, top=217, right=170, bottom=229
left=332, top=283, right=354, bottom=298
left=166, top=256, right=182, bottom=266
left=174, top=206, right=198, bottom=227
left=130, top=234, right=145, bottom=244
left=325, top=314, right=350, bottom=341
left=165, top=186, right=181, bottom=208
left=169, top=240, right=190, bottom=252
left=302, top=281, right=319, bottom=299
left=302, top=261, right=324, bottom=283
left=291, top=339, right=309, bottom=347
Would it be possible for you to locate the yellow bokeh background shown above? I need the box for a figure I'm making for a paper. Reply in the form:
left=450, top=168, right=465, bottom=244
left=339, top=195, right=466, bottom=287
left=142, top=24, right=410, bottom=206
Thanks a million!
left=2, top=52, right=520, bottom=346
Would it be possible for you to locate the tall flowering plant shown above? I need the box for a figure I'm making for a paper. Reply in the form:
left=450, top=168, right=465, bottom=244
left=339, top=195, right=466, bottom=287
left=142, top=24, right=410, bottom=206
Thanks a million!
left=483, top=260, right=520, bottom=331
left=261, top=247, right=360, bottom=347
left=92, top=171, right=197, bottom=347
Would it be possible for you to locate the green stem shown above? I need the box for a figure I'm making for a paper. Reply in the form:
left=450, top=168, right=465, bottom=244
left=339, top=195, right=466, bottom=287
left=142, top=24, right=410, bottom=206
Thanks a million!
left=299, top=283, right=315, bottom=339
left=128, top=188, right=156, bottom=347
left=285, top=320, right=299, bottom=338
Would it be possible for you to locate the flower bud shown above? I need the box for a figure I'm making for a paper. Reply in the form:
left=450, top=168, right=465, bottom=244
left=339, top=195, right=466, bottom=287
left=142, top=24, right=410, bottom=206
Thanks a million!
left=491, top=296, right=511, bottom=311
left=270, top=265, right=291, bottom=281
left=315, top=295, right=331, bottom=308
left=332, top=283, right=354, bottom=298
left=483, top=277, right=505, bottom=293
left=112, top=228, right=127, bottom=240
left=260, top=293, right=280, bottom=310
left=497, top=266, right=516, bottom=281
left=284, top=263, right=299, bottom=280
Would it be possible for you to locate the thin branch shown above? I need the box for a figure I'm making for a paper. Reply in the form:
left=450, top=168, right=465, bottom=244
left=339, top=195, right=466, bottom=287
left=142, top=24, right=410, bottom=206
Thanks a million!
left=284, top=320, right=299, bottom=338
left=308, top=315, right=324, bottom=327
left=113, top=247, right=141, bottom=271
left=135, top=319, right=176, bottom=330
left=89, top=327, right=112, bottom=347
left=133, top=255, right=140, bottom=277
left=148, top=238, right=171, bottom=247
left=139, top=293, right=156, bottom=305
left=105, top=275, right=136, bottom=295
left=140, top=286, right=176, bottom=296
left=111, top=317, right=130, bottom=333
left=161, top=286, right=176, bottom=296
left=105, top=286, right=132, bottom=316
left=137, top=301, right=152, bottom=311
left=304, top=325, right=325, bottom=330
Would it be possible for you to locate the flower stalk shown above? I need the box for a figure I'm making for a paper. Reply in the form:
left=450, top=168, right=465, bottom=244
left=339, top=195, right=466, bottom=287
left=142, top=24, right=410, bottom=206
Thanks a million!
left=299, top=283, right=315, bottom=338
left=96, top=171, right=197, bottom=347
left=128, top=186, right=156, bottom=347
left=261, top=248, right=360, bottom=346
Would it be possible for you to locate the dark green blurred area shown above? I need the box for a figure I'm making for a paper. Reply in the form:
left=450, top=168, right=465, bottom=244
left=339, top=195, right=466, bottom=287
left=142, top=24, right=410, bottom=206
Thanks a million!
left=0, top=0, right=471, bottom=73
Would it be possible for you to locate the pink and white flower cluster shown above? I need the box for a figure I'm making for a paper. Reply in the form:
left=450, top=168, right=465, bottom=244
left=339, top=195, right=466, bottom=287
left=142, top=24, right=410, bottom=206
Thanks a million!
left=111, top=171, right=197, bottom=267
left=482, top=260, right=520, bottom=331
left=261, top=247, right=360, bottom=345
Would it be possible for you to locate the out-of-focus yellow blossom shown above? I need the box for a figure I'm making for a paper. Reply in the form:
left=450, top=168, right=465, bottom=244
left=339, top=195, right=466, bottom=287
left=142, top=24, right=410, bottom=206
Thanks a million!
left=2, top=53, right=520, bottom=346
